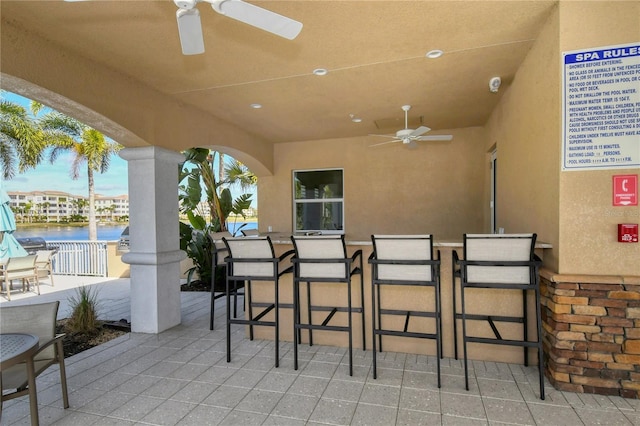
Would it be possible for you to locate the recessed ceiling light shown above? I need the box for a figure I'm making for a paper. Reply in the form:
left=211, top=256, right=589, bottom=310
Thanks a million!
left=426, top=49, right=443, bottom=59
left=349, top=114, right=362, bottom=123
left=250, top=103, right=262, bottom=109
left=313, top=68, right=328, bottom=76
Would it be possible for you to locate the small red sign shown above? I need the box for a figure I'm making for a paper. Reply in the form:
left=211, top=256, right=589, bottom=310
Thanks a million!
left=613, top=175, right=638, bottom=206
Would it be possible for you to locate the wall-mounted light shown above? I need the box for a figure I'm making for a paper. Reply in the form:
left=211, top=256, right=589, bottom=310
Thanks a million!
left=489, top=76, right=501, bottom=93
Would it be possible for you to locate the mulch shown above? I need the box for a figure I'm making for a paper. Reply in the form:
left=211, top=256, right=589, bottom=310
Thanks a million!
left=56, top=319, right=129, bottom=358
left=58, top=281, right=215, bottom=358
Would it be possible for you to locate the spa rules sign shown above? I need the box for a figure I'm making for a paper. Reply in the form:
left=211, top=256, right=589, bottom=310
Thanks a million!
left=562, top=42, right=640, bottom=171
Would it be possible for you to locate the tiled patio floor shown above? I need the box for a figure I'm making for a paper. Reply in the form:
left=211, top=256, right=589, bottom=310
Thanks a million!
left=2, top=278, right=640, bottom=425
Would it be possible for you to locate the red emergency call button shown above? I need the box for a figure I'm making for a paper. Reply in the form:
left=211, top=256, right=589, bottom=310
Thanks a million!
left=618, top=224, right=639, bottom=243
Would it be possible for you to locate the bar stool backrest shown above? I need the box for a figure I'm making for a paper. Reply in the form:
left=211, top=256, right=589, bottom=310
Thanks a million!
left=372, top=234, right=433, bottom=281
left=223, top=236, right=276, bottom=278
left=464, top=233, right=536, bottom=284
left=292, top=235, right=348, bottom=279
left=210, top=231, right=233, bottom=265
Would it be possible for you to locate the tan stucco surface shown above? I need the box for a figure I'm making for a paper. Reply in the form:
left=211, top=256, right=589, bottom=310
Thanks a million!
left=259, top=128, right=486, bottom=239
left=557, top=1, right=640, bottom=275
left=2, top=1, right=638, bottom=285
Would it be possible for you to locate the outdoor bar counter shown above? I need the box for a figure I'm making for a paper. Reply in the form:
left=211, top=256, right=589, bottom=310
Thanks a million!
left=240, top=233, right=552, bottom=365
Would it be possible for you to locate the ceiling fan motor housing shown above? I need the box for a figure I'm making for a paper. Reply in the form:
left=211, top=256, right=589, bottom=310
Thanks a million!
left=396, top=128, right=414, bottom=141
left=175, top=0, right=197, bottom=10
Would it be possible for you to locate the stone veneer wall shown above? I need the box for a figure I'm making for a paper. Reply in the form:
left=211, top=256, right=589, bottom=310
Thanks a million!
left=541, top=269, right=640, bottom=398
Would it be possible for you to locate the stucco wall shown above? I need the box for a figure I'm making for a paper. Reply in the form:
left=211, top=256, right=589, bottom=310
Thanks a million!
left=557, top=1, right=640, bottom=275
left=258, top=127, right=486, bottom=239
left=484, top=3, right=561, bottom=271
left=484, top=2, right=639, bottom=276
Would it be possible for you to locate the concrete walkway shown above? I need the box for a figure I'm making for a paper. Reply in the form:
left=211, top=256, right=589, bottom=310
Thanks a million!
left=0, top=275, right=132, bottom=321
left=3, top=277, right=640, bottom=425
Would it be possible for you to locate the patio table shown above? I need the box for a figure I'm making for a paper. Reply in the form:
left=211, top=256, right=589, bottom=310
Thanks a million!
left=1, top=333, right=40, bottom=425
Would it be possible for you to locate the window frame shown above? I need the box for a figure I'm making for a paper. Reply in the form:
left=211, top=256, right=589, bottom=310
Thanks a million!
left=292, top=168, right=345, bottom=235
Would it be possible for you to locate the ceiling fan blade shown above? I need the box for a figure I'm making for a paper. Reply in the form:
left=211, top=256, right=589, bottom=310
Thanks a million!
left=410, top=126, right=431, bottom=137
left=406, top=141, right=418, bottom=149
left=177, top=8, right=205, bottom=55
left=417, top=135, right=453, bottom=141
left=212, top=0, right=303, bottom=40
left=370, top=139, right=401, bottom=147
left=368, top=133, right=398, bottom=138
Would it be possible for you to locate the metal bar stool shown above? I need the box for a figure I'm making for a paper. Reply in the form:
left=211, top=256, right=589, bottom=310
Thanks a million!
left=369, top=234, right=442, bottom=386
left=453, top=233, right=544, bottom=400
left=223, top=236, right=293, bottom=367
left=291, top=235, right=366, bottom=376
left=209, top=231, right=244, bottom=330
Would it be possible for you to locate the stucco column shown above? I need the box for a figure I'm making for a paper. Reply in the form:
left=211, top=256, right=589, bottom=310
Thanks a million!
left=119, top=146, right=186, bottom=333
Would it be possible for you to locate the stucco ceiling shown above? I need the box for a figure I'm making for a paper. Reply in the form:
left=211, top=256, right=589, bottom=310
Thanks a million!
left=1, top=0, right=556, bottom=144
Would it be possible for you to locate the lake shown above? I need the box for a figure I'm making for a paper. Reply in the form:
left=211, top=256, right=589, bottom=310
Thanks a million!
left=14, top=222, right=258, bottom=241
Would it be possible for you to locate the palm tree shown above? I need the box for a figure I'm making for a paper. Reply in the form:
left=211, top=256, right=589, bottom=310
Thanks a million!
left=0, top=96, right=48, bottom=179
left=225, top=158, right=257, bottom=192
left=39, top=112, right=121, bottom=240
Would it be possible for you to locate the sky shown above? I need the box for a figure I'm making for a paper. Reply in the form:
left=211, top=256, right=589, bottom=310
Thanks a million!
left=2, top=91, right=129, bottom=198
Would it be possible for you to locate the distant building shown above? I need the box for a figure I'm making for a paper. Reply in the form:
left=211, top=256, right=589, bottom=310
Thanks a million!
left=7, top=190, right=129, bottom=223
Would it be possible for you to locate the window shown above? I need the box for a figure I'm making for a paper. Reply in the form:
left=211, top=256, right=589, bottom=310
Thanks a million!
left=293, top=169, right=344, bottom=234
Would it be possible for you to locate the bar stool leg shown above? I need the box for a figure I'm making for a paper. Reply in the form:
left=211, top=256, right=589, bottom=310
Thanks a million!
left=347, top=278, right=353, bottom=376
left=435, top=278, right=442, bottom=388
left=226, top=276, right=232, bottom=362
left=452, top=256, right=458, bottom=360
left=247, top=281, right=254, bottom=341
left=293, top=278, right=300, bottom=371
left=371, top=282, right=378, bottom=379
left=522, top=289, right=529, bottom=366
left=306, top=281, right=313, bottom=346
left=461, top=283, right=470, bottom=391
left=535, top=284, right=545, bottom=400
left=358, top=257, right=366, bottom=351
left=275, top=279, right=280, bottom=368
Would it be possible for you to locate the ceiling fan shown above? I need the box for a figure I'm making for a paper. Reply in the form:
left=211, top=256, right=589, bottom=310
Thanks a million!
left=65, top=0, right=303, bottom=55
left=174, top=0, right=303, bottom=55
left=369, top=105, right=453, bottom=148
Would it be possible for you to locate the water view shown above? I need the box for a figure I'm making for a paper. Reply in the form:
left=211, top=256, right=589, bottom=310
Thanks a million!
left=14, top=222, right=258, bottom=241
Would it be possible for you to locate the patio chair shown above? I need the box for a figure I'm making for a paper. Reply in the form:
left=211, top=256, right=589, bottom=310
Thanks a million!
left=35, top=250, right=56, bottom=287
left=0, top=255, right=39, bottom=301
left=452, top=233, right=544, bottom=399
left=291, top=235, right=366, bottom=376
left=1, top=301, right=69, bottom=418
left=209, top=231, right=244, bottom=330
left=223, top=236, right=294, bottom=367
left=369, top=235, right=442, bottom=386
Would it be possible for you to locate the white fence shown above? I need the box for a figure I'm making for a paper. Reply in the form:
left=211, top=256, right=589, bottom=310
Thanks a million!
left=48, top=241, right=109, bottom=277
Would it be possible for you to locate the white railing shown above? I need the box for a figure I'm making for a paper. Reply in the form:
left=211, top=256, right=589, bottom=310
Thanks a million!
left=48, top=241, right=109, bottom=277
